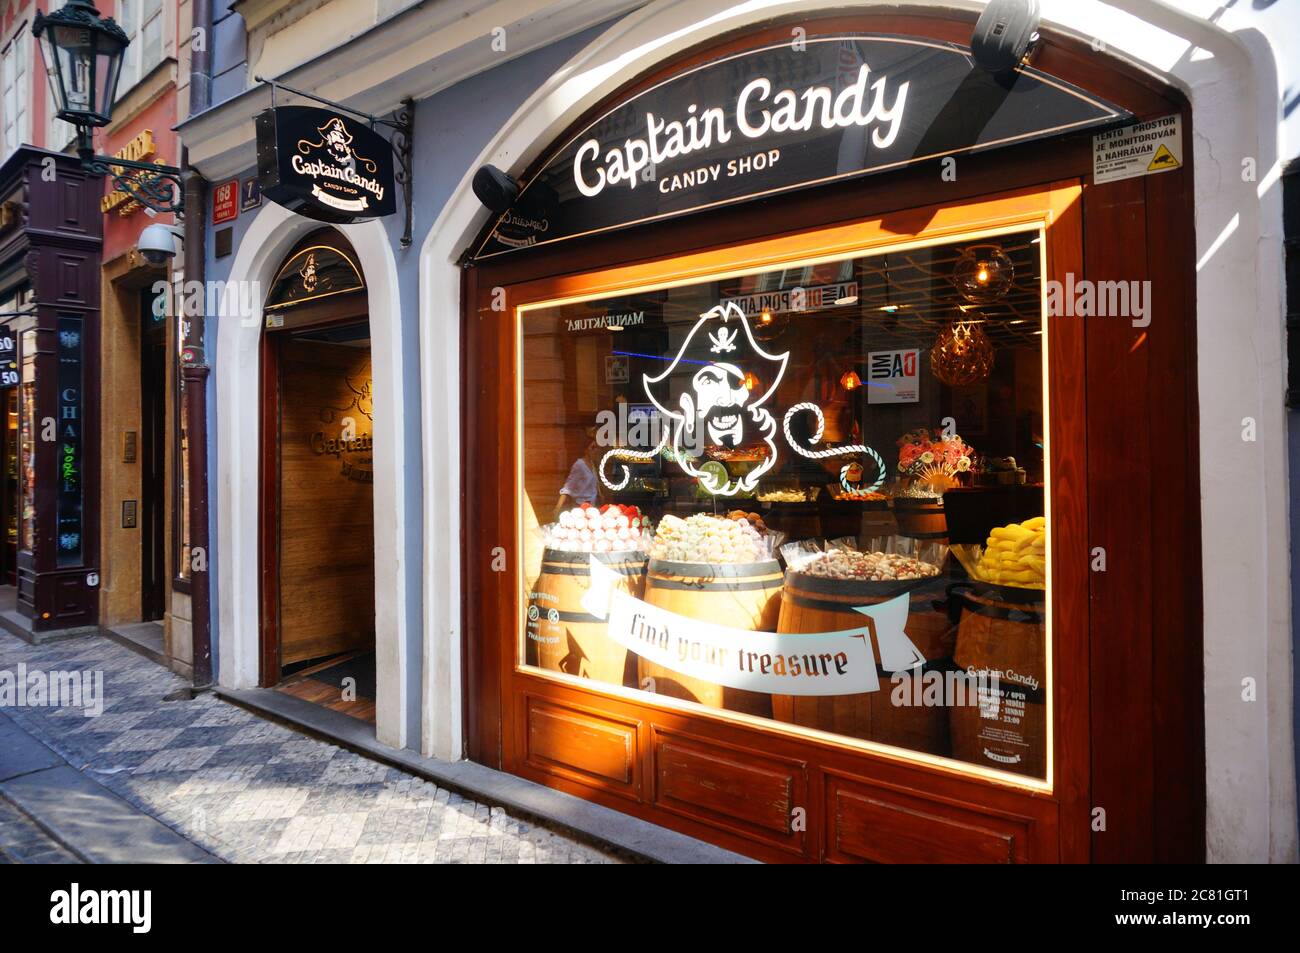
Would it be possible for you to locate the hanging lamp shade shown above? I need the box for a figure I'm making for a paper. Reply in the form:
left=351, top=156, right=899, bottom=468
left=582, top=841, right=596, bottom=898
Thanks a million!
left=953, top=243, right=1014, bottom=304
left=33, top=0, right=129, bottom=128
left=931, top=318, right=995, bottom=386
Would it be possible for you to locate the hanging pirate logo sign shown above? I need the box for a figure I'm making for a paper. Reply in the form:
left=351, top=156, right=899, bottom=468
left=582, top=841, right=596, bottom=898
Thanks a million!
left=600, top=300, right=888, bottom=497
left=256, top=105, right=398, bottom=222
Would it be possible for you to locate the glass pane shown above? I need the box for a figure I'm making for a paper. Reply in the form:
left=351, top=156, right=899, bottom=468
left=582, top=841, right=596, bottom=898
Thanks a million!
left=142, top=18, right=161, bottom=72
left=6, top=390, right=18, bottom=564
left=517, top=228, right=1049, bottom=781
left=56, top=317, right=84, bottom=566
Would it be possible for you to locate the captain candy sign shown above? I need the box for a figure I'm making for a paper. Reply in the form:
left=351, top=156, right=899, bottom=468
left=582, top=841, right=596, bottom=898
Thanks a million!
left=476, top=34, right=1127, bottom=257
left=256, top=106, right=396, bottom=223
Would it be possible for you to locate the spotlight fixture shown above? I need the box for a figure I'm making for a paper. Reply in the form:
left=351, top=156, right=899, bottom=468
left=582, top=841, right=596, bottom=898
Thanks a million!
left=472, top=164, right=519, bottom=212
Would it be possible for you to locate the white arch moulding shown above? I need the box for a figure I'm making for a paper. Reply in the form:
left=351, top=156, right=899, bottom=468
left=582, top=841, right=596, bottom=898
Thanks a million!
left=216, top=202, right=411, bottom=750
left=417, top=0, right=1294, bottom=861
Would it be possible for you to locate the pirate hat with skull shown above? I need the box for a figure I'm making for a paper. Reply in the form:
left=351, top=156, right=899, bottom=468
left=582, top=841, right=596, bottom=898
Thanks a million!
left=319, top=117, right=354, bottom=162
left=643, top=301, right=789, bottom=452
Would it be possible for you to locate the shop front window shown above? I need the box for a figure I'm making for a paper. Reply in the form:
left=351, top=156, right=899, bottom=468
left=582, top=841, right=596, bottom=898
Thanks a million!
left=518, top=227, right=1050, bottom=782
left=56, top=316, right=83, bottom=567
left=19, top=329, right=36, bottom=553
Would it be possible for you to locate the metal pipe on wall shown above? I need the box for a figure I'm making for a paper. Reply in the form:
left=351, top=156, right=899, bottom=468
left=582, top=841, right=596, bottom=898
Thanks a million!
left=183, top=0, right=214, bottom=688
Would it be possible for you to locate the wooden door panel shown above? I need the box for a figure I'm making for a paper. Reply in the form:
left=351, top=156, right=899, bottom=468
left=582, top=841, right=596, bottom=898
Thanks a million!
left=277, top=337, right=375, bottom=665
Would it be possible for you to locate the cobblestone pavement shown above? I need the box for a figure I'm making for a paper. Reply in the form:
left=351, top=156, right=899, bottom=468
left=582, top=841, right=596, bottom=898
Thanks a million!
left=0, top=631, right=622, bottom=864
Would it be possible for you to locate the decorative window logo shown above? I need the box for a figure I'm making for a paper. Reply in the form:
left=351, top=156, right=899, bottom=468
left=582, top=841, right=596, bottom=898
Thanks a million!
left=599, top=301, right=885, bottom=496
left=300, top=252, right=318, bottom=293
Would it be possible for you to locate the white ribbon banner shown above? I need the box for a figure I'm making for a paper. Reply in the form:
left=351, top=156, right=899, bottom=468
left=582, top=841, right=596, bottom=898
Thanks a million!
left=580, top=556, right=925, bottom=696
left=311, top=185, right=369, bottom=212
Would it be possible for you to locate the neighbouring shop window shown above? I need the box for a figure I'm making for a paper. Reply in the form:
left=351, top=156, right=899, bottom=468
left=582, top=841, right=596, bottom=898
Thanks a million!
left=56, top=316, right=83, bottom=566
left=41, top=1, right=73, bottom=149
left=19, top=329, right=36, bottom=553
left=117, top=0, right=164, bottom=95
left=2, top=26, right=30, bottom=154
left=518, top=228, right=1050, bottom=781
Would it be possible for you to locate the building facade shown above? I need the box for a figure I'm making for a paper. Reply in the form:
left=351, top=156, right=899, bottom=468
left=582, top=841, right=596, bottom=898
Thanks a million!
left=0, top=0, right=195, bottom=676
left=175, top=0, right=1298, bottom=863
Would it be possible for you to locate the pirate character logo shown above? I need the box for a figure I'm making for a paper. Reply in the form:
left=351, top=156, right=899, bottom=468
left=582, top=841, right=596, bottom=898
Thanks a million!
left=300, top=252, right=318, bottom=293
left=601, top=302, right=787, bottom=496
left=298, top=117, right=378, bottom=175
left=292, top=115, right=385, bottom=214
left=599, top=299, right=890, bottom=498
left=321, top=118, right=355, bottom=167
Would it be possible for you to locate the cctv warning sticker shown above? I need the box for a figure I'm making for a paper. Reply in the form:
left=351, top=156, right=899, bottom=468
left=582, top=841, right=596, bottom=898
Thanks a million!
left=1093, top=114, right=1183, bottom=184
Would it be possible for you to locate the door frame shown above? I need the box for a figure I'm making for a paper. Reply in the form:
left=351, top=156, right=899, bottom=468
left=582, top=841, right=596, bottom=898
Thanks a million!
left=258, top=293, right=371, bottom=687
left=139, top=289, right=168, bottom=622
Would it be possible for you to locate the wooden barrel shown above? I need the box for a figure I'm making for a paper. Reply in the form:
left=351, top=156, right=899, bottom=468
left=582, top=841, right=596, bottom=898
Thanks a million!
left=525, top=549, right=645, bottom=687
left=892, top=498, right=948, bottom=541
left=638, top=558, right=781, bottom=717
left=771, top=572, right=952, bottom=754
left=950, top=583, right=1047, bottom=778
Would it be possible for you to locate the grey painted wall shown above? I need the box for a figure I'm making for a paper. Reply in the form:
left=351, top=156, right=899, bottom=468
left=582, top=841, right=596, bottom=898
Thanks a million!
left=201, top=22, right=613, bottom=749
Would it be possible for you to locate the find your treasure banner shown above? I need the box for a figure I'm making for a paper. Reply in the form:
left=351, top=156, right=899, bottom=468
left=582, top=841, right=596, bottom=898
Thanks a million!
left=579, top=556, right=923, bottom=695
left=477, top=34, right=1127, bottom=257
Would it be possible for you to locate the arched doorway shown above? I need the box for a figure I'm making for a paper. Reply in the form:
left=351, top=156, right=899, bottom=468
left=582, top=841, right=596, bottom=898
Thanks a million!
left=259, top=228, right=378, bottom=722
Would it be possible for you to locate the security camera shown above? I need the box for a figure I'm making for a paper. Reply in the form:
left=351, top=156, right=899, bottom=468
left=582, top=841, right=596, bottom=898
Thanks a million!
left=138, top=222, right=184, bottom=265
left=972, top=0, right=1041, bottom=74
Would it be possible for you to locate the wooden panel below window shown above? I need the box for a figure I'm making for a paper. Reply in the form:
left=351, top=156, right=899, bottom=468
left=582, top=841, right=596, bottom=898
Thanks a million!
left=524, top=695, right=640, bottom=798
left=653, top=728, right=805, bottom=854
left=825, top=773, right=1031, bottom=863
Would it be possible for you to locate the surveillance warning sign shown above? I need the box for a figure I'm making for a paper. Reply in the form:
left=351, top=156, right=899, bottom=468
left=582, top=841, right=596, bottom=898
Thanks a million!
left=1093, top=114, right=1183, bottom=185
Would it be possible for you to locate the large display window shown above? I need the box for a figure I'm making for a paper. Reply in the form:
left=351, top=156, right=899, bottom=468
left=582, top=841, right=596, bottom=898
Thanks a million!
left=517, top=221, right=1053, bottom=783
left=467, top=10, right=1203, bottom=864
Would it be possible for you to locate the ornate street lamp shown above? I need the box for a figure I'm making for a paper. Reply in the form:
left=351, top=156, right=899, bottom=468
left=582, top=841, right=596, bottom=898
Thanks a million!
left=33, top=0, right=184, bottom=213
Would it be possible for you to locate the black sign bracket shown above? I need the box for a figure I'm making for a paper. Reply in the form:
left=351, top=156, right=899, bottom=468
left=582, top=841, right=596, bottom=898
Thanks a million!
left=255, top=76, right=414, bottom=247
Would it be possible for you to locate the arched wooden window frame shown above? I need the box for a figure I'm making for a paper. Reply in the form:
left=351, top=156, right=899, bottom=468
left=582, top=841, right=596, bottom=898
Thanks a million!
left=264, top=228, right=365, bottom=315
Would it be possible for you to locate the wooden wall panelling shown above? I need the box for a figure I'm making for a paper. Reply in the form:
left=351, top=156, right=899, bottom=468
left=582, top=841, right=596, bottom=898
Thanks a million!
left=1083, top=174, right=1155, bottom=862
left=1045, top=184, right=1090, bottom=864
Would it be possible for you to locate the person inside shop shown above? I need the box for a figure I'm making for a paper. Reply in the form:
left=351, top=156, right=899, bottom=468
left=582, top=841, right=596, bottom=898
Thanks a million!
left=554, top=426, right=602, bottom=519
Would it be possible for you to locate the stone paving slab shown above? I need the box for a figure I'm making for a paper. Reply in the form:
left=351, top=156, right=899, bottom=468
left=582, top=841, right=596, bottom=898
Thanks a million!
left=0, top=795, right=81, bottom=863
left=2, top=765, right=219, bottom=864
left=0, top=713, right=64, bottom=781
left=0, top=630, right=624, bottom=864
